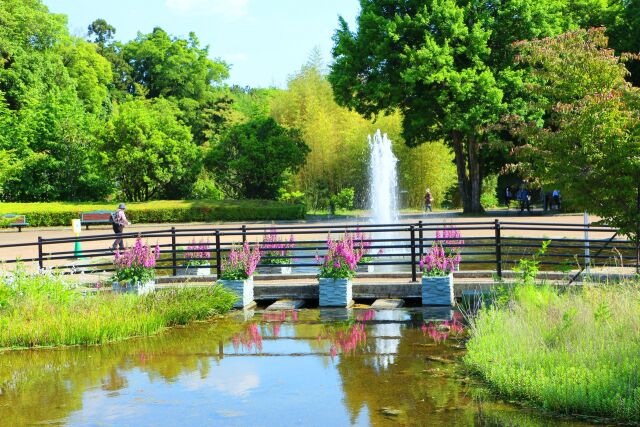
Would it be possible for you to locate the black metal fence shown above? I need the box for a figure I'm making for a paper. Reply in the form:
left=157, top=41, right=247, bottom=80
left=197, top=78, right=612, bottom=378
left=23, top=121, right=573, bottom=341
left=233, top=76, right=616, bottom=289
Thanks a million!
left=1, top=220, right=637, bottom=282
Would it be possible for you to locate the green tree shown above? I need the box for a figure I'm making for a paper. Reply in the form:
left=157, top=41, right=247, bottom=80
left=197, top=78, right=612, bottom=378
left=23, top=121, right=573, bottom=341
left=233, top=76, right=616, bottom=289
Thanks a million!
left=0, top=0, right=112, bottom=201
left=207, top=117, right=309, bottom=199
left=608, top=0, right=640, bottom=86
left=123, top=28, right=229, bottom=100
left=513, top=28, right=640, bottom=265
left=329, top=0, right=612, bottom=213
left=103, top=98, right=200, bottom=201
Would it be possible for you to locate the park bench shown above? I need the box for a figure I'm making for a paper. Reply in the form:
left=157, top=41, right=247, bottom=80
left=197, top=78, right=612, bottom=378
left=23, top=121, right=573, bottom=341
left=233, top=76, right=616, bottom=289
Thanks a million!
left=80, top=210, right=113, bottom=230
left=1, top=214, right=29, bottom=232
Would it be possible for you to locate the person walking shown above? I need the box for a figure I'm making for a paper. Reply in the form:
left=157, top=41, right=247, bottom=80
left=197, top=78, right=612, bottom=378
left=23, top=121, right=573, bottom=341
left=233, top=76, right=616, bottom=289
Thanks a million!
left=424, top=188, right=433, bottom=213
left=111, top=203, right=131, bottom=252
left=505, top=186, right=512, bottom=207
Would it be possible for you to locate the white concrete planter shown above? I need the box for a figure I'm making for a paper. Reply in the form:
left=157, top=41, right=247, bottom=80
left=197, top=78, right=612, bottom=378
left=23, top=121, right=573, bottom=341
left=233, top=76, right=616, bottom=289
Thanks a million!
left=112, top=280, right=156, bottom=296
left=422, top=273, right=454, bottom=306
left=356, top=264, right=375, bottom=273
left=318, top=277, right=352, bottom=307
left=258, top=265, right=292, bottom=275
left=218, top=276, right=254, bottom=309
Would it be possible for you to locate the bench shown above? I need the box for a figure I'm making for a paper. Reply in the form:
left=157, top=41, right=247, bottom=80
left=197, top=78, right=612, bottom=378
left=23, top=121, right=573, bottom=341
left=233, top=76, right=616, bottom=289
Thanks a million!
left=80, top=210, right=113, bottom=230
left=1, top=214, right=29, bottom=232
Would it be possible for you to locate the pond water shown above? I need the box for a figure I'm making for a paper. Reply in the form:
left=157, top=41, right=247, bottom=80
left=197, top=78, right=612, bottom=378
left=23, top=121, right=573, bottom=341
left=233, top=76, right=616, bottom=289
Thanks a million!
left=0, top=308, right=601, bottom=426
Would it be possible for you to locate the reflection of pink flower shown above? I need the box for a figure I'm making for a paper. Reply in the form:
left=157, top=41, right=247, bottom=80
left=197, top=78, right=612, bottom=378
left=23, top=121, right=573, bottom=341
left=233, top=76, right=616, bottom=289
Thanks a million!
left=231, top=323, right=263, bottom=352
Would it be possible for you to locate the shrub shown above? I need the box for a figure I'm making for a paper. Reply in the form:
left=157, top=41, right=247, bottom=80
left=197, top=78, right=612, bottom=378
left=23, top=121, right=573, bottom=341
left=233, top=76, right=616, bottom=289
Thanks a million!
left=0, top=200, right=307, bottom=227
left=330, top=188, right=355, bottom=210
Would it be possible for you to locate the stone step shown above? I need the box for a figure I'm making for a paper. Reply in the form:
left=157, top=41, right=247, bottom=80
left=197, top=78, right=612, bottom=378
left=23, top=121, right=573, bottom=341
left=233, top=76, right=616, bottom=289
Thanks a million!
left=371, top=299, right=404, bottom=309
left=266, top=299, right=305, bottom=311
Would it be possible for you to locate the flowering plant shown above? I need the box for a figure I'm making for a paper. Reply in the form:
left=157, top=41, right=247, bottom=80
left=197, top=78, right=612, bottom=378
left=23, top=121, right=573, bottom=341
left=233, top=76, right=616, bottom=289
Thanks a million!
left=184, top=239, right=211, bottom=267
left=220, top=242, right=262, bottom=280
left=317, top=232, right=367, bottom=279
left=437, top=226, right=464, bottom=258
left=113, top=238, right=160, bottom=285
left=260, top=229, right=295, bottom=265
left=419, top=243, right=461, bottom=277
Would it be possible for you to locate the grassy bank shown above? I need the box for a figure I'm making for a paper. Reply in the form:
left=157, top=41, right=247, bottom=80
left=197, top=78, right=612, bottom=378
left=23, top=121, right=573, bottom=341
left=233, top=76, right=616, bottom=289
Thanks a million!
left=0, top=200, right=306, bottom=227
left=465, top=282, right=640, bottom=422
left=0, top=270, right=237, bottom=349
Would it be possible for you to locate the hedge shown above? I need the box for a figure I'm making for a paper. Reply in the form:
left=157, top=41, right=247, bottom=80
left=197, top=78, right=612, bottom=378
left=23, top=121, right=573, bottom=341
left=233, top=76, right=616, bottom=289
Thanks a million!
left=0, top=200, right=307, bottom=227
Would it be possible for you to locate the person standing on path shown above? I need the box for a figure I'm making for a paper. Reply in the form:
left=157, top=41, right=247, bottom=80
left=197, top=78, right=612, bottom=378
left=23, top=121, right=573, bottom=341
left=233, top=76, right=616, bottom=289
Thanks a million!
left=111, top=203, right=131, bottom=251
left=424, top=189, right=433, bottom=213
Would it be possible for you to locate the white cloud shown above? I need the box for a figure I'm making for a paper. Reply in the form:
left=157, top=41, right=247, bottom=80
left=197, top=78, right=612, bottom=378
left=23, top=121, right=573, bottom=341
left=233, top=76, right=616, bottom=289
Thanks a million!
left=165, top=0, right=249, bottom=18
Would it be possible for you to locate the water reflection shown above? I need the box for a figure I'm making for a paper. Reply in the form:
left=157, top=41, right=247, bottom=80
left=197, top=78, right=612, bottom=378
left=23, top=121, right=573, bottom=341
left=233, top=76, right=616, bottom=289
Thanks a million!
left=0, top=309, right=602, bottom=426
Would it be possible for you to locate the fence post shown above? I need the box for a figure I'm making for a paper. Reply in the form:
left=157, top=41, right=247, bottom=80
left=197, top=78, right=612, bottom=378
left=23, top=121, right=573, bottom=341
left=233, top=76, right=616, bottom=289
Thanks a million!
left=37, top=236, right=44, bottom=270
left=242, top=224, right=247, bottom=244
left=410, top=225, right=417, bottom=282
left=418, top=220, right=424, bottom=260
left=494, top=219, right=502, bottom=278
left=171, top=226, right=177, bottom=277
left=215, top=230, right=222, bottom=279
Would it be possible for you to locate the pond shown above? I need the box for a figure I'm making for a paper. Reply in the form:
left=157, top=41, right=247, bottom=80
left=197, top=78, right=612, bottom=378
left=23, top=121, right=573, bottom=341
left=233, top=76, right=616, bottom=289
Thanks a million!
left=0, top=308, right=601, bottom=426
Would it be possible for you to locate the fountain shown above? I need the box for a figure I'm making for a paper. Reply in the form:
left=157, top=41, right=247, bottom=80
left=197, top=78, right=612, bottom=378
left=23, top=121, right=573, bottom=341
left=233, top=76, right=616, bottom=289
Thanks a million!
left=368, top=130, right=399, bottom=224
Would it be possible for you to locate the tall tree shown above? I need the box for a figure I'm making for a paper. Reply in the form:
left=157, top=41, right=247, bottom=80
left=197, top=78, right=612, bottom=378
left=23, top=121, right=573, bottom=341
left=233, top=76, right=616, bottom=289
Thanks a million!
left=512, top=29, right=640, bottom=264
left=103, top=98, right=199, bottom=201
left=123, top=28, right=229, bottom=100
left=329, top=0, right=612, bottom=212
left=207, top=117, right=309, bottom=199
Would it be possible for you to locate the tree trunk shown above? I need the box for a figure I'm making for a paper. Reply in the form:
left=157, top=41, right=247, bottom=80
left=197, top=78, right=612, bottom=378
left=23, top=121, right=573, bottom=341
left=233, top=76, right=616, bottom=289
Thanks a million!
left=467, top=135, right=483, bottom=213
left=451, top=132, right=483, bottom=214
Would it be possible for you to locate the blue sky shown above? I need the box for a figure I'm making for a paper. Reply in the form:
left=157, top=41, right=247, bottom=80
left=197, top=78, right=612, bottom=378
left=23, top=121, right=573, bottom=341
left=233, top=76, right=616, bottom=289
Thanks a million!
left=42, top=0, right=360, bottom=88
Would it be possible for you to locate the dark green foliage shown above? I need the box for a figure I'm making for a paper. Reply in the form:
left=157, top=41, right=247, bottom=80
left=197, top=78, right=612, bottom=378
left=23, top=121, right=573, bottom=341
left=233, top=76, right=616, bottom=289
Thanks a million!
left=328, top=0, right=613, bottom=213
left=208, top=117, right=310, bottom=199
left=123, top=28, right=228, bottom=100
left=0, top=200, right=306, bottom=227
left=102, top=98, right=200, bottom=201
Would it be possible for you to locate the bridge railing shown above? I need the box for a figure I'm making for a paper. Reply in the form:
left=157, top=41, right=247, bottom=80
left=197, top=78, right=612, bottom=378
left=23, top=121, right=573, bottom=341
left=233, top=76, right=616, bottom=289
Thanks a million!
left=0, top=220, right=636, bottom=282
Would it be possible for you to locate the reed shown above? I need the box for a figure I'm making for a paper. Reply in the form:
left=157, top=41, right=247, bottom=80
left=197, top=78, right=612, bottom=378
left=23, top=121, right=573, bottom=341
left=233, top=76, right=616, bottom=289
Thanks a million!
left=0, top=269, right=236, bottom=349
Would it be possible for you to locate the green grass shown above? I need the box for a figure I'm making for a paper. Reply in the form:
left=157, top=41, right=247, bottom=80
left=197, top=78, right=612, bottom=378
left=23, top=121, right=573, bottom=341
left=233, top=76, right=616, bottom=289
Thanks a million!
left=0, top=269, right=237, bottom=349
left=0, top=199, right=306, bottom=227
left=465, top=282, right=640, bottom=422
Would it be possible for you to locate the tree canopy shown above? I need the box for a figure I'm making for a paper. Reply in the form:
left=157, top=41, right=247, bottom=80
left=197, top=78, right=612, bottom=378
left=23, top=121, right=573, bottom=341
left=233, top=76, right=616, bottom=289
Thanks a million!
left=512, top=28, right=640, bottom=242
left=207, top=117, right=309, bottom=199
left=329, top=0, right=613, bottom=212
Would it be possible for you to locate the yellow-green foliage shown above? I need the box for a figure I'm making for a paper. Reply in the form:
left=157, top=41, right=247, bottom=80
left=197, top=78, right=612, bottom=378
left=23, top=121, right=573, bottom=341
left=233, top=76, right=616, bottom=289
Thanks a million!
left=0, top=270, right=236, bottom=349
left=466, top=283, right=640, bottom=422
left=270, top=58, right=456, bottom=209
left=0, top=199, right=306, bottom=227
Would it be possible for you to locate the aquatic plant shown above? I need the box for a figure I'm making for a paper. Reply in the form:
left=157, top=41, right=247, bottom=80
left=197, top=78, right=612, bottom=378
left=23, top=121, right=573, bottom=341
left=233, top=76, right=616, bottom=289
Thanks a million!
left=466, top=278, right=640, bottom=421
left=260, top=229, right=296, bottom=265
left=220, top=242, right=262, bottom=280
left=113, top=237, right=160, bottom=284
left=0, top=269, right=236, bottom=349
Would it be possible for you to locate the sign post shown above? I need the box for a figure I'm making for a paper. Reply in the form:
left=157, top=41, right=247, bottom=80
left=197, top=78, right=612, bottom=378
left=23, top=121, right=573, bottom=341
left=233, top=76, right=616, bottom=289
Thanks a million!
left=72, top=219, right=83, bottom=259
